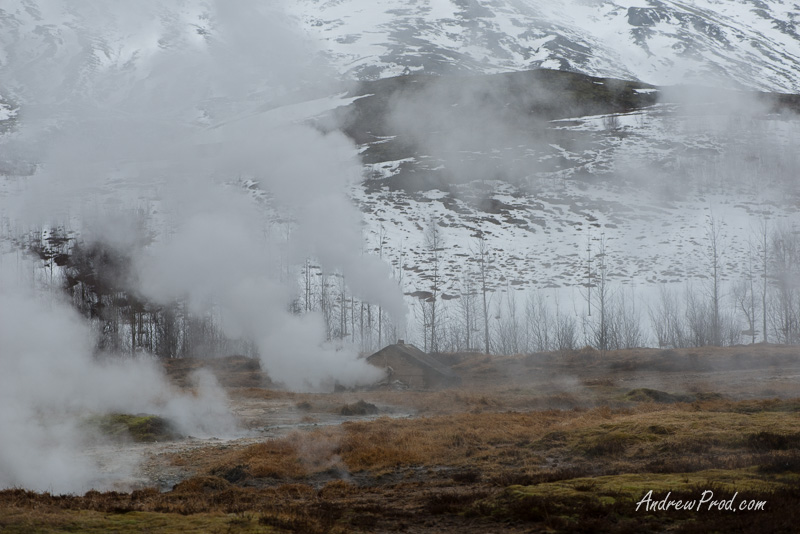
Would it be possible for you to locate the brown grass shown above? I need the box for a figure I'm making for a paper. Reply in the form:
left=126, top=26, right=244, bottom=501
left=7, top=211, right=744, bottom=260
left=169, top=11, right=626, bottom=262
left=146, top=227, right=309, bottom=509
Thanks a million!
left=5, top=345, right=800, bottom=533
left=194, top=410, right=566, bottom=481
left=4, top=397, right=800, bottom=533
left=191, top=399, right=800, bottom=487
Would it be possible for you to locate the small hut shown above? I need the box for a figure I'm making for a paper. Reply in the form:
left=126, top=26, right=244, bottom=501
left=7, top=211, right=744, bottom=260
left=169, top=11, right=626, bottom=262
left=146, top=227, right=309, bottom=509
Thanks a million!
left=367, top=340, right=461, bottom=389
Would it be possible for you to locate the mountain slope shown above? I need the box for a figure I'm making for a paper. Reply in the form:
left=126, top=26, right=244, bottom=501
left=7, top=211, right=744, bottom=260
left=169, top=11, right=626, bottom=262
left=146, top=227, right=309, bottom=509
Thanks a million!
left=289, top=0, right=800, bottom=92
left=3, top=0, right=799, bottom=100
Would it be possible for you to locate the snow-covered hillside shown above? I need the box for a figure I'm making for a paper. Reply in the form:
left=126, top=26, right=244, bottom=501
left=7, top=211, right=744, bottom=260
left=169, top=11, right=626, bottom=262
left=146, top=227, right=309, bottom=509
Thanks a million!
left=3, top=0, right=800, bottom=98
left=289, top=0, right=800, bottom=92
left=335, top=74, right=800, bottom=303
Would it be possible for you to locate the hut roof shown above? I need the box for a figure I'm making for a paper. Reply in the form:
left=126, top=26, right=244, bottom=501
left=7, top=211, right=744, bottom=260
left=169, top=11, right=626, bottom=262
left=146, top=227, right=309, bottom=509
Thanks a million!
left=367, top=342, right=460, bottom=380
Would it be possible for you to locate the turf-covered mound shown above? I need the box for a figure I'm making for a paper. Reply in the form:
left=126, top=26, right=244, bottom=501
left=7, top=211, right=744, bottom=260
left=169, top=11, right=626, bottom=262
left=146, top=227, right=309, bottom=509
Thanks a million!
left=623, top=388, right=694, bottom=404
left=340, top=400, right=379, bottom=416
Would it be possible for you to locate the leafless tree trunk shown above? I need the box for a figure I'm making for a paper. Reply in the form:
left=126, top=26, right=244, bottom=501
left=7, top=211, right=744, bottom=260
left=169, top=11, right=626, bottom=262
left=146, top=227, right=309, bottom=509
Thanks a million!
left=351, top=295, right=356, bottom=344
left=705, top=214, right=723, bottom=346
left=416, top=299, right=430, bottom=352
left=495, top=285, right=521, bottom=355
left=525, top=291, right=551, bottom=352
left=553, top=300, right=577, bottom=354
left=733, top=248, right=757, bottom=344
left=339, top=274, right=347, bottom=340
left=359, top=301, right=365, bottom=350
left=377, top=224, right=387, bottom=347
left=424, top=217, right=443, bottom=353
left=649, top=285, right=688, bottom=348
left=758, top=217, right=769, bottom=343
left=590, top=234, right=612, bottom=353
left=685, top=285, right=712, bottom=347
left=585, top=230, right=593, bottom=317
left=616, top=288, right=644, bottom=348
left=366, top=303, right=373, bottom=351
left=458, top=272, right=478, bottom=351
left=770, top=225, right=800, bottom=344
left=319, top=270, right=333, bottom=341
left=304, top=258, right=312, bottom=313
left=474, top=234, right=493, bottom=354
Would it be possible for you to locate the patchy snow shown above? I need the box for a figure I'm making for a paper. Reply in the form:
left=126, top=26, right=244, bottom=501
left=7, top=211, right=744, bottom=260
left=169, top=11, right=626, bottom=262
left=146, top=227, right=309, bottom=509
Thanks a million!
left=288, top=0, right=800, bottom=92
left=0, top=103, right=16, bottom=122
left=346, top=99, right=800, bottom=346
left=366, top=157, right=416, bottom=179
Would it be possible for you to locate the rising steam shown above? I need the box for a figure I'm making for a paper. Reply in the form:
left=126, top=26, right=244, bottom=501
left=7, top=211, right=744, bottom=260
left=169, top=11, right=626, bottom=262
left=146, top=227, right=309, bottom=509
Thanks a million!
left=0, top=262, right=236, bottom=492
left=0, top=0, right=404, bottom=492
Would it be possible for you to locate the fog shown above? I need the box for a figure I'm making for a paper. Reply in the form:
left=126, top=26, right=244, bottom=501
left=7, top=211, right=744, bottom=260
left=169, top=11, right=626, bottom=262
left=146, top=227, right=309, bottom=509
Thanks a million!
left=0, top=0, right=405, bottom=491
left=373, top=64, right=800, bottom=352
left=387, top=73, right=552, bottom=186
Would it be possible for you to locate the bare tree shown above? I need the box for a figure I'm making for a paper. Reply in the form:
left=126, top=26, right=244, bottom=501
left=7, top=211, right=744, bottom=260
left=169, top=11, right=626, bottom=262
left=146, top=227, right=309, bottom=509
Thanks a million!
left=338, top=273, right=348, bottom=340
left=351, top=294, right=356, bottom=344
left=553, top=300, right=578, bottom=354
left=414, top=298, right=431, bottom=352
left=733, top=248, right=757, bottom=344
left=603, top=113, right=621, bottom=132
left=615, top=288, right=644, bottom=349
left=436, top=300, right=458, bottom=353
left=457, top=271, right=479, bottom=351
left=474, top=233, right=493, bottom=354
left=495, top=285, right=522, bottom=355
left=685, top=284, right=713, bottom=347
left=303, top=258, right=313, bottom=313
left=704, top=214, right=723, bottom=346
left=649, top=285, right=688, bottom=348
left=377, top=224, right=387, bottom=347
left=770, top=224, right=800, bottom=344
left=590, top=234, right=612, bottom=353
left=757, top=217, right=770, bottom=343
left=525, top=291, right=552, bottom=352
left=584, top=229, right=593, bottom=317
left=424, top=216, right=443, bottom=353
left=319, top=269, right=333, bottom=341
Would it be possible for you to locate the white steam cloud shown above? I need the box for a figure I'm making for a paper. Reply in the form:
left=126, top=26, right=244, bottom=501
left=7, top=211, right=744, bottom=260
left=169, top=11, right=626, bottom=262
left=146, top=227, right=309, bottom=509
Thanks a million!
left=0, top=261, right=235, bottom=493
left=2, top=0, right=404, bottom=382
left=0, top=0, right=405, bottom=491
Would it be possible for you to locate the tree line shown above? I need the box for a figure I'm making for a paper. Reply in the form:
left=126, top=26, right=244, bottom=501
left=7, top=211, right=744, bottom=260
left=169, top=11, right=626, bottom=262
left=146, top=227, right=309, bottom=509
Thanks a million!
left=17, top=210, right=800, bottom=359
left=22, top=228, right=254, bottom=359
left=408, top=214, right=800, bottom=355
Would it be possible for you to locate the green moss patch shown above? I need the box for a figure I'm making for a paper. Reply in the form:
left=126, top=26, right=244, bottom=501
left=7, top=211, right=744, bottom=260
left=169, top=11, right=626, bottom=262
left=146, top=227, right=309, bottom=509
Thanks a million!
left=508, top=469, right=790, bottom=503
left=489, top=475, right=800, bottom=532
left=85, top=413, right=182, bottom=442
